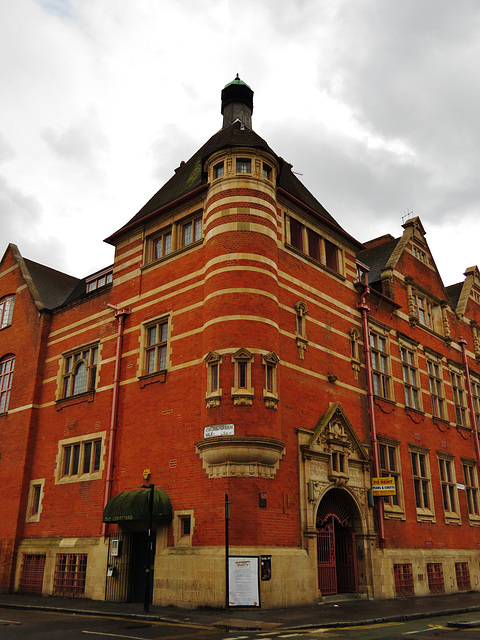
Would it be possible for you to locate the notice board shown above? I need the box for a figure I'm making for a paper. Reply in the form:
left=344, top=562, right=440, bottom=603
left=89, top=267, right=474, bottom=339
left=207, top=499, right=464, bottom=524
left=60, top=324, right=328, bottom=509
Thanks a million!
left=228, top=556, right=260, bottom=607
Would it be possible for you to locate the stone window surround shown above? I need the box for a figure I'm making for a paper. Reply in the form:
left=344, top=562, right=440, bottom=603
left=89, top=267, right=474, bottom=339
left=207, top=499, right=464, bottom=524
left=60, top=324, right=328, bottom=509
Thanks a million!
left=369, top=318, right=393, bottom=401
left=231, top=347, right=254, bottom=406
left=174, top=510, right=195, bottom=547
left=138, top=315, right=171, bottom=380
left=409, top=444, right=436, bottom=523
left=262, top=351, right=279, bottom=410
left=25, top=478, right=45, bottom=523
left=54, top=431, right=106, bottom=485
left=205, top=350, right=222, bottom=408
left=437, top=452, right=461, bottom=525
left=378, top=436, right=405, bottom=520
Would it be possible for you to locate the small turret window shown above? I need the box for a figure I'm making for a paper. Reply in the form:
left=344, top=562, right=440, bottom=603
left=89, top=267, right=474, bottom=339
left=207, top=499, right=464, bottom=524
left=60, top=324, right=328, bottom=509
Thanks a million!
left=214, top=162, right=224, bottom=178
left=236, top=158, right=251, bottom=174
left=263, top=164, right=272, bottom=180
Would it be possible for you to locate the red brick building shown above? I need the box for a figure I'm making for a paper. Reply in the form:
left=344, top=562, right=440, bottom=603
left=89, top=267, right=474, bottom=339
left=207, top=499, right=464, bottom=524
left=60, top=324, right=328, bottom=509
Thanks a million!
left=1, top=77, right=479, bottom=607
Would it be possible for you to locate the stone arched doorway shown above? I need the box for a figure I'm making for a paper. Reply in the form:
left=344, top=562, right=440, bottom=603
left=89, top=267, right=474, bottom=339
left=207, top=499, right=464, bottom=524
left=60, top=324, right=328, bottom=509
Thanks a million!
left=316, top=489, right=358, bottom=595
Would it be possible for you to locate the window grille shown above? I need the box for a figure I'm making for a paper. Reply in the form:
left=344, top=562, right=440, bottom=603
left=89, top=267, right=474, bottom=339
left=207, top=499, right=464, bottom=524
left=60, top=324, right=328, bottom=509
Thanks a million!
left=455, top=562, right=471, bottom=591
left=394, top=563, right=414, bottom=596
left=53, top=553, right=87, bottom=597
left=19, top=554, right=46, bottom=594
left=427, top=563, right=444, bottom=594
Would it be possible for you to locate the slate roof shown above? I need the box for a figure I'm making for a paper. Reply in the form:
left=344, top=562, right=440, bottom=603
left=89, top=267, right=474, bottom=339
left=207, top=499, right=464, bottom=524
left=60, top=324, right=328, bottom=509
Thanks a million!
left=106, top=120, right=352, bottom=243
left=23, top=258, right=80, bottom=310
left=446, top=282, right=463, bottom=310
left=357, top=237, right=400, bottom=287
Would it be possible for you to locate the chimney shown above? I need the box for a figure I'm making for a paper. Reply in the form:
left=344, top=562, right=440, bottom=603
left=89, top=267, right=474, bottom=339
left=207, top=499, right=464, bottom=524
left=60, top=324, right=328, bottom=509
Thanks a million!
left=221, top=74, right=253, bottom=129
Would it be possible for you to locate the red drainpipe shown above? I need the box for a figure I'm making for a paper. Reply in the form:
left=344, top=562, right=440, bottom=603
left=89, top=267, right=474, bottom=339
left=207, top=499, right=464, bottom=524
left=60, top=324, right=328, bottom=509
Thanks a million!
left=101, top=304, right=131, bottom=537
left=357, top=284, right=386, bottom=549
left=458, top=337, right=480, bottom=468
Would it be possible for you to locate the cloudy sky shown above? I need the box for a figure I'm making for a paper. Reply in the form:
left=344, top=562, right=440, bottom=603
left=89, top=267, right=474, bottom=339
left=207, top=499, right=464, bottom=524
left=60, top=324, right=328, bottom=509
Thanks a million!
left=1, top=0, right=479, bottom=286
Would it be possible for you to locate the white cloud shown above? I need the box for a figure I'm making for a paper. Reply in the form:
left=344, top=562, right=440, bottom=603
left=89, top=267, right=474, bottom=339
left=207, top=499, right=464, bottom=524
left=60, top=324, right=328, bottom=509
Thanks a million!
left=0, top=0, right=478, bottom=284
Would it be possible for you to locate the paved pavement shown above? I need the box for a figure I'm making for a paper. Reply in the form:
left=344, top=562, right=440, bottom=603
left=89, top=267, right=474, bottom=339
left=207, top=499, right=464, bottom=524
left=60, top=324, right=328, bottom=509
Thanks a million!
left=1, top=591, right=480, bottom=630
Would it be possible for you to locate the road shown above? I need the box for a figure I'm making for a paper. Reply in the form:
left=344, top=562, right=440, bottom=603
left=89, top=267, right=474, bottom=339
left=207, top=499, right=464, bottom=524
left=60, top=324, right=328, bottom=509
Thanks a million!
left=2, top=608, right=480, bottom=640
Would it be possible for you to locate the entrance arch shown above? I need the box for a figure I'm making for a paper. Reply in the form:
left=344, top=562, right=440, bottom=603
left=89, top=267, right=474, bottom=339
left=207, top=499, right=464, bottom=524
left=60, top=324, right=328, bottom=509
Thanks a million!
left=316, top=489, right=358, bottom=595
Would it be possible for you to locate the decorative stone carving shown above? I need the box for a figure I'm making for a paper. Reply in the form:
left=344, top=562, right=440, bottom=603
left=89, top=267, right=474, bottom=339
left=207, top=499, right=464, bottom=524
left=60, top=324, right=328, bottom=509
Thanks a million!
left=196, top=436, right=285, bottom=478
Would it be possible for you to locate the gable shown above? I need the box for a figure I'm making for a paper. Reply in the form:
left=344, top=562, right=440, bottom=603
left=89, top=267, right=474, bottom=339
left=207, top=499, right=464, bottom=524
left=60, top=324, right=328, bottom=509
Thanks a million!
left=306, top=402, right=369, bottom=463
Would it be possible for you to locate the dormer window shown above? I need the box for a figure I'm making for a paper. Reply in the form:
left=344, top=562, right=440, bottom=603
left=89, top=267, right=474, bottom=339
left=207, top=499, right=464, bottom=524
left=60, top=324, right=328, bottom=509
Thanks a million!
left=86, top=270, right=113, bottom=293
left=236, top=158, right=251, bottom=174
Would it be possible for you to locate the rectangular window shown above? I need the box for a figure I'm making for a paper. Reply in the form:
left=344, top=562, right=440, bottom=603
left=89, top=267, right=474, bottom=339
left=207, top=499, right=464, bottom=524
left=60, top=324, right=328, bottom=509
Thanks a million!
left=379, top=442, right=402, bottom=510
left=211, top=363, right=219, bottom=391
left=181, top=516, right=191, bottom=537
left=238, top=362, right=247, bottom=388
left=53, top=553, right=87, bottom=597
left=471, top=376, right=480, bottom=430
left=56, top=432, right=105, bottom=484
left=427, top=359, right=445, bottom=419
left=236, top=158, right=251, bottom=173
left=394, top=563, right=414, bottom=596
left=324, top=239, right=339, bottom=272
left=26, top=478, right=45, bottom=523
left=463, top=462, right=480, bottom=518
left=214, top=162, right=224, bottom=178
left=413, top=294, right=433, bottom=328
left=410, top=449, right=434, bottom=521
left=401, top=346, right=420, bottom=410
left=62, top=439, right=101, bottom=478
left=427, top=563, right=444, bottom=594
left=153, top=229, right=172, bottom=260
left=263, top=163, right=272, bottom=180
left=455, top=562, right=471, bottom=591
left=62, top=345, right=98, bottom=398
left=438, top=457, right=458, bottom=518
left=0, top=355, right=15, bottom=412
left=182, top=216, right=202, bottom=247
left=450, top=370, right=468, bottom=427
left=0, top=295, right=14, bottom=328
left=145, top=320, right=168, bottom=374
left=289, top=217, right=304, bottom=251
left=370, top=332, right=391, bottom=399
left=307, top=228, right=321, bottom=262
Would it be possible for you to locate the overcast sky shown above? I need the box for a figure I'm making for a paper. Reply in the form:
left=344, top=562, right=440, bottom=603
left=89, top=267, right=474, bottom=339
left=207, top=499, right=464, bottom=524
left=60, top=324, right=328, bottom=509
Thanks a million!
left=1, top=0, right=479, bottom=286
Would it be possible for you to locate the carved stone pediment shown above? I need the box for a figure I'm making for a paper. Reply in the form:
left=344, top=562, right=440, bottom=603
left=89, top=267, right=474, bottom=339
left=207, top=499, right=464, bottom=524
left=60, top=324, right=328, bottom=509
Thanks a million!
left=305, top=402, right=369, bottom=464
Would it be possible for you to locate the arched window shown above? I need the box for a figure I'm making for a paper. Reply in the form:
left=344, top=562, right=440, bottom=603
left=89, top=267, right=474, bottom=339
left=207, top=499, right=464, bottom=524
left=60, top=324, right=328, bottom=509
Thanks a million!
left=62, top=345, right=98, bottom=398
left=0, top=355, right=15, bottom=412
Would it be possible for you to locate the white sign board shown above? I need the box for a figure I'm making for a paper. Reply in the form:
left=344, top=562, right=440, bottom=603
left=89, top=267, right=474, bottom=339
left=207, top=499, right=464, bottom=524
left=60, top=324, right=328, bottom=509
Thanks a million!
left=228, top=556, right=260, bottom=607
left=204, top=424, right=235, bottom=438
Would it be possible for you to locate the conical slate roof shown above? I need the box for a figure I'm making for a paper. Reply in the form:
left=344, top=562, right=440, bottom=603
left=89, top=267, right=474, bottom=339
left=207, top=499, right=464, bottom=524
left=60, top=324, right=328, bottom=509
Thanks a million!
left=106, top=120, right=352, bottom=244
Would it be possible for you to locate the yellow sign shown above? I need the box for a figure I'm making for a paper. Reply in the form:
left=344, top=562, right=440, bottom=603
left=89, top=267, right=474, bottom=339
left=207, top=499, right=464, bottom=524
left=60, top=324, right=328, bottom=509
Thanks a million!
left=372, top=476, right=396, bottom=496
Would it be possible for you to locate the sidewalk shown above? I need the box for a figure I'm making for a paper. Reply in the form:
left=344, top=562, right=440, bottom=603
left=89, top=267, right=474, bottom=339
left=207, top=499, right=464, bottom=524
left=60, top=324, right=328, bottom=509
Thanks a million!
left=1, top=591, right=480, bottom=630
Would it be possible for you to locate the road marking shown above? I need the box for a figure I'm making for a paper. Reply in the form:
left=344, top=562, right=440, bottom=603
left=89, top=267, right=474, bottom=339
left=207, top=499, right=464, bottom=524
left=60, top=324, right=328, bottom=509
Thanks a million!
left=338, top=622, right=403, bottom=630
left=0, top=618, right=22, bottom=625
left=403, top=626, right=448, bottom=635
left=82, top=632, right=148, bottom=639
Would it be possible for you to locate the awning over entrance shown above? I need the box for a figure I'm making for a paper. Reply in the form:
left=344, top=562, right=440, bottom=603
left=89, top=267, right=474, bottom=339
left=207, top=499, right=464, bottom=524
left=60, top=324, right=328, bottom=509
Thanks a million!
left=103, top=489, right=173, bottom=524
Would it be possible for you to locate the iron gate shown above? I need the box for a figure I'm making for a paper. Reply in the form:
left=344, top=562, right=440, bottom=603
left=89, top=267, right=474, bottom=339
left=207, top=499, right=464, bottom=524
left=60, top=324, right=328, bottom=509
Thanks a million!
left=105, top=532, right=134, bottom=602
left=316, top=492, right=358, bottom=596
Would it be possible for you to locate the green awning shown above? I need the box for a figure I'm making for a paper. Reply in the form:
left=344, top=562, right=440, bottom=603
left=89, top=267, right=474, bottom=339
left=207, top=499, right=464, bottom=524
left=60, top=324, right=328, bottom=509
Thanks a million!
left=103, top=489, right=173, bottom=524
